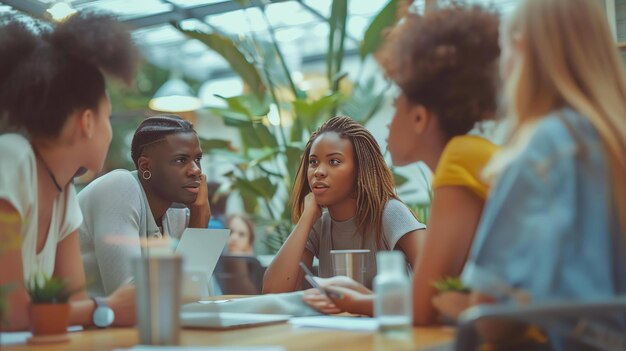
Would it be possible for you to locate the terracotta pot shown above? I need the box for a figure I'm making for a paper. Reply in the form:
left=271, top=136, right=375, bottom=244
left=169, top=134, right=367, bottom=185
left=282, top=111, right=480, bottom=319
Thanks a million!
left=29, top=303, right=70, bottom=336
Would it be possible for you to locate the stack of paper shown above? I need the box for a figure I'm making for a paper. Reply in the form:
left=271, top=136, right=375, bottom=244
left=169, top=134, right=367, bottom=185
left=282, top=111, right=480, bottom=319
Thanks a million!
left=289, top=316, right=379, bottom=331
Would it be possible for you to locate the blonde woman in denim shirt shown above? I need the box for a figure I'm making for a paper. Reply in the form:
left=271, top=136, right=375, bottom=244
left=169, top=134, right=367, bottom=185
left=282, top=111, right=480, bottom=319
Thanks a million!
left=453, top=0, right=626, bottom=349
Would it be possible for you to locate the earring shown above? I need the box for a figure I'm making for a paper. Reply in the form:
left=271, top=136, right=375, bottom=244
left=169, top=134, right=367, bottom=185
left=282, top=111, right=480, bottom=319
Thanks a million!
left=142, top=170, right=152, bottom=180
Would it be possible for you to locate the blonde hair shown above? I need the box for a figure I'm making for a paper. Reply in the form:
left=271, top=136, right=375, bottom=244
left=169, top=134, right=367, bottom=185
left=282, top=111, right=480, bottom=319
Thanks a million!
left=503, top=0, right=626, bottom=233
left=291, top=116, right=402, bottom=248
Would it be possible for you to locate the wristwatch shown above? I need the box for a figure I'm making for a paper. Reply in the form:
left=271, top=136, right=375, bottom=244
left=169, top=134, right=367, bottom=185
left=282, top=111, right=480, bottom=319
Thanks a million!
left=92, top=297, right=115, bottom=328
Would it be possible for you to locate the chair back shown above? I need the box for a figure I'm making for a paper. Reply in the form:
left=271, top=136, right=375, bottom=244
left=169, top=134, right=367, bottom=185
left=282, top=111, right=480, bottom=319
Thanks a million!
left=454, top=297, right=626, bottom=351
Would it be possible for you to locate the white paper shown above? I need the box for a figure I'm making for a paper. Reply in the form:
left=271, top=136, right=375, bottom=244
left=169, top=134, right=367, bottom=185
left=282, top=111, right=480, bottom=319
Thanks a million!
left=0, top=331, right=31, bottom=345
left=289, top=316, right=379, bottom=331
left=0, top=325, right=82, bottom=345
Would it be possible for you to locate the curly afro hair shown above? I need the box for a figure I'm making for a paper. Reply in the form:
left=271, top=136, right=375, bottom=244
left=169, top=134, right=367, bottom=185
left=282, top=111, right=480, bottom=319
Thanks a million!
left=376, top=3, right=500, bottom=138
left=0, top=12, right=137, bottom=137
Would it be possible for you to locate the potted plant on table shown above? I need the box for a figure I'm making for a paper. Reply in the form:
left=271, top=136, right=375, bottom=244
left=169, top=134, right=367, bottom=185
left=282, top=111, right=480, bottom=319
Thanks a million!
left=26, top=274, right=74, bottom=344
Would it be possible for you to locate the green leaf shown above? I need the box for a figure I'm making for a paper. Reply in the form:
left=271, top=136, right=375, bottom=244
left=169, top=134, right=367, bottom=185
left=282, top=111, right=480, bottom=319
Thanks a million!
left=234, top=176, right=277, bottom=201
left=248, top=147, right=281, bottom=167
left=210, top=149, right=251, bottom=165
left=199, top=138, right=232, bottom=151
left=27, top=273, right=74, bottom=304
left=359, top=0, right=400, bottom=59
left=289, top=114, right=304, bottom=143
left=327, top=0, right=348, bottom=92
left=258, top=164, right=285, bottom=178
left=218, top=94, right=270, bottom=118
left=340, top=76, right=386, bottom=124
left=249, top=177, right=277, bottom=200
left=432, top=277, right=469, bottom=293
left=208, top=107, right=255, bottom=124
left=238, top=188, right=259, bottom=214
left=254, top=123, right=279, bottom=149
left=292, top=93, right=342, bottom=133
left=280, top=203, right=293, bottom=222
left=174, top=25, right=266, bottom=100
left=285, top=143, right=305, bottom=185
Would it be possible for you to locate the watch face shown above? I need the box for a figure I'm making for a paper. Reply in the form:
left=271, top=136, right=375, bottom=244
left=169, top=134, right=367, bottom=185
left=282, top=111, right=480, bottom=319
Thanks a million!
left=94, top=306, right=115, bottom=327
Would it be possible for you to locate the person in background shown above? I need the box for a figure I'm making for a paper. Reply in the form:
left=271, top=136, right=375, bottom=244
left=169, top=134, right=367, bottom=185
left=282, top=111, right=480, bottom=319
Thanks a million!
left=451, top=0, right=626, bottom=349
left=0, top=13, right=138, bottom=330
left=78, top=115, right=211, bottom=296
left=263, top=116, right=425, bottom=293
left=226, top=214, right=255, bottom=255
left=303, top=3, right=501, bottom=323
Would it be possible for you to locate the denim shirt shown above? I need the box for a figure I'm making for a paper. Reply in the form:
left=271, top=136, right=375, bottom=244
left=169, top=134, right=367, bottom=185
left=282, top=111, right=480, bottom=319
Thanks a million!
left=461, top=108, right=626, bottom=349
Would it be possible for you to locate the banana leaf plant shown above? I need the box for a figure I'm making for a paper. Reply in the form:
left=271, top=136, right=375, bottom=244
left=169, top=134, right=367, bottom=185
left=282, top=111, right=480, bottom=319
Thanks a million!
left=176, top=0, right=410, bottom=253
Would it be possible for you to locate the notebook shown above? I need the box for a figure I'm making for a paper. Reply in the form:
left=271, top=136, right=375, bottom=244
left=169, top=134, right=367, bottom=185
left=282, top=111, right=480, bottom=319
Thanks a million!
left=174, top=228, right=229, bottom=298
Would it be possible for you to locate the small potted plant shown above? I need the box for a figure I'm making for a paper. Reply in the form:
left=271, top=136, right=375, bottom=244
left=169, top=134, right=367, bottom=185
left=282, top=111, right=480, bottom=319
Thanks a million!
left=432, top=276, right=470, bottom=294
left=27, top=274, right=74, bottom=344
left=432, top=276, right=470, bottom=324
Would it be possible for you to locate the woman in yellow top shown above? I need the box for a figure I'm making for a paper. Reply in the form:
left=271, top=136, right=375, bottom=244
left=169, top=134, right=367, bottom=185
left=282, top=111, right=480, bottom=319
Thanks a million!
left=303, top=3, right=500, bottom=325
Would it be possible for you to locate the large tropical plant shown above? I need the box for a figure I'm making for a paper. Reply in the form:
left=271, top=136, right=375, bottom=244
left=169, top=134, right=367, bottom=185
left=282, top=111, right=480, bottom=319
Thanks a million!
left=176, top=0, right=410, bottom=253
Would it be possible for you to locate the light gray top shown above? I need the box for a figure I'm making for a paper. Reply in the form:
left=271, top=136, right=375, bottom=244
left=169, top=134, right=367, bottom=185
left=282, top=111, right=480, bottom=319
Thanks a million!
left=305, top=199, right=425, bottom=288
left=78, top=169, right=188, bottom=296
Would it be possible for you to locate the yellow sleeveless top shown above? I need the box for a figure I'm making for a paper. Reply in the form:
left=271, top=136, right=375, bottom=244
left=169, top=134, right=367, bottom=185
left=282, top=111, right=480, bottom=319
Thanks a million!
left=432, top=135, right=499, bottom=200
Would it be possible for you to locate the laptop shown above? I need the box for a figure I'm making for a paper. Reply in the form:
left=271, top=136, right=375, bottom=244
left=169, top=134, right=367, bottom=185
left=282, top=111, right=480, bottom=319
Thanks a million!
left=181, top=311, right=290, bottom=330
left=214, top=255, right=265, bottom=295
left=174, top=228, right=229, bottom=299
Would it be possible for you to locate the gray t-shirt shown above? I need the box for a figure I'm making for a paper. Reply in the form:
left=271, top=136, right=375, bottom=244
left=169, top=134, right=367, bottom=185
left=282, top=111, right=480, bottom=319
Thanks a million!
left=305, top=199, right=425, bottom=288
left=78, top=170, right=188, bottom=296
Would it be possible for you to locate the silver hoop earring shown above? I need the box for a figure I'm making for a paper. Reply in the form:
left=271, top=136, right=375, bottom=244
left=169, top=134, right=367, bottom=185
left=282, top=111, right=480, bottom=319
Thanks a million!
left=142, top=170, right=152, bottom=180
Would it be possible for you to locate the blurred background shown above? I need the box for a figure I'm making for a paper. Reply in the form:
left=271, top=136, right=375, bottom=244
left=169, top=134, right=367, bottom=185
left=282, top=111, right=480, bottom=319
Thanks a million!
left=1, top=0, right=622, bottom=254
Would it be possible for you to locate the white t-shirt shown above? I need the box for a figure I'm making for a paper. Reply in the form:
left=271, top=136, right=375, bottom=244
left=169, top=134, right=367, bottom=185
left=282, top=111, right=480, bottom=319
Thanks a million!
left=78, top=169, right=188, bottom=296
left=0, top=133, right=83, bottom=283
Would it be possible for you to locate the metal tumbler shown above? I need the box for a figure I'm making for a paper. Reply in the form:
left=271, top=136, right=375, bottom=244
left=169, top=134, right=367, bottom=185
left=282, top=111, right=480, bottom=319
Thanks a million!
left=133, top=254, right=182, bottom=345
left=330, top=249, right=370, bottom=285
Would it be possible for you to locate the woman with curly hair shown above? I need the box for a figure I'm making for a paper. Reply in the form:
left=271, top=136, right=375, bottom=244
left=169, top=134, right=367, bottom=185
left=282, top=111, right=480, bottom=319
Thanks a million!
left=263, top=116, right=425, bottom=293
left=302, top=3, right=501, bottom=325
left=0, top=13, right=138, bottom=330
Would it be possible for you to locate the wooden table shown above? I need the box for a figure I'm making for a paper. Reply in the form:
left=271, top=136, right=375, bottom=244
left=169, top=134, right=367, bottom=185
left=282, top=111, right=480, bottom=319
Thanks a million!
left=3, top=323, right=454, bottom=351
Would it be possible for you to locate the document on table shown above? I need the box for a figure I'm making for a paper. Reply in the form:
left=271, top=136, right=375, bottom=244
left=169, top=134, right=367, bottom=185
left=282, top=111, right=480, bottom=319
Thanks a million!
left=0, top=326, right=83, bottom=345
left=289, top=316, right=379, bottom=331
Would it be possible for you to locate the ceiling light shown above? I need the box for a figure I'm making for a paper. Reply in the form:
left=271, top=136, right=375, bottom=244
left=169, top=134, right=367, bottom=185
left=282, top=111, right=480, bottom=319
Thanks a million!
left=149, top=77, right=202, bottom=113
left=47, top=2, right=77, bottom=22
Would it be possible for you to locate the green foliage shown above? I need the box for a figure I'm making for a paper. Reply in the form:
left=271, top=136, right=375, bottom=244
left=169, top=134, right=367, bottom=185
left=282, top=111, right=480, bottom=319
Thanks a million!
left=432, top=276, right=470, bottom=293
left=359, top=0, right=401, bottom=59
left=27, top=274, right=74, bottom=304
left=174, top=1, right=406, bottom=253
left=403, top=166, right=433, bottom=224
left=173, top=24, right=266, bottom=100
left=327, top=0, right=348, bottom=94
left=104, top=61, right=197, bottom=172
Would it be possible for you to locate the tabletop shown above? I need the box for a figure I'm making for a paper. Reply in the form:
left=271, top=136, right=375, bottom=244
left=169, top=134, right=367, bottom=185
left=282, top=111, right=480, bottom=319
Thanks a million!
left=2, top=322, right=455, bottom=351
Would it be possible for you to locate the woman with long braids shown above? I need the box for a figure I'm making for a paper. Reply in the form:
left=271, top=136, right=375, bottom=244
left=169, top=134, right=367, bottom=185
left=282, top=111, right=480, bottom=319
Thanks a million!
left=263, top=116, right=425, bottom=294
left=299, top=4, right=501, bottom=322
left=0, top=13, right=138, bottom=330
